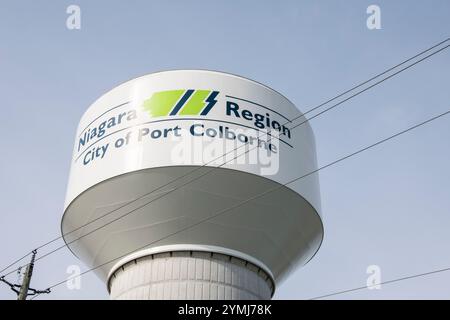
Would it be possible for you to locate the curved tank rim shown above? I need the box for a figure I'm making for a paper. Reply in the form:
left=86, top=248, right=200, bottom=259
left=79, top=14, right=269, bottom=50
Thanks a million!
left=60, top=164, right=324, bottom=277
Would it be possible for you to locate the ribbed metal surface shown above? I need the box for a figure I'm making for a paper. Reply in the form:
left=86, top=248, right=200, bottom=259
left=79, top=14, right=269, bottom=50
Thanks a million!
left=109, top=251, right=274, bottom=300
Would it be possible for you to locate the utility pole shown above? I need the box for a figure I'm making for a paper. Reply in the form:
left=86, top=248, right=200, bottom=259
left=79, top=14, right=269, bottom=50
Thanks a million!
left=17, top=250, right=36, bottom=300
left=0, top=250, right=50, bottom=300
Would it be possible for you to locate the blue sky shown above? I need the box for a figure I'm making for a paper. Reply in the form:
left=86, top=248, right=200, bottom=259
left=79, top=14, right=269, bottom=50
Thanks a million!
left=0, top=0, right=449, bottom=299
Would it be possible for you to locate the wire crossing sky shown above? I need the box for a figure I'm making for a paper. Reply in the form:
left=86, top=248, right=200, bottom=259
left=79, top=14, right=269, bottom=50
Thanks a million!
left=2, top=37, right=449, bottom=280
left=310, top=264, right=450, bottom=299
left=30, top=108, right=450, bottom=300
left=1, top=38, right=447, bottom=281
left=0, top=1, right=449, bottom=299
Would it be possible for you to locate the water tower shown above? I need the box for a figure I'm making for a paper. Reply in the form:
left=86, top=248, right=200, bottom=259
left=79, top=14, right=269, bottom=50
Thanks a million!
left=62, top=70, right=323, bottom=299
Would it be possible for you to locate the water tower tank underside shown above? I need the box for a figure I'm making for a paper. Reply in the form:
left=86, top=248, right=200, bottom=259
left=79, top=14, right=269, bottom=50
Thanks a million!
left=61, top=165, right=323, bottom=286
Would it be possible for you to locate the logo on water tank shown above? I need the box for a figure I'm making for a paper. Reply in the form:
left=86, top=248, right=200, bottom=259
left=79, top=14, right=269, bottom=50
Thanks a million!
left=143, top=89, right=219, bottom=118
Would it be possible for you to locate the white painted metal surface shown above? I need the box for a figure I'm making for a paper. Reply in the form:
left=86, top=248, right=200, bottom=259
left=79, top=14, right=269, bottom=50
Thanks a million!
left=109, top=251, right=273, bottom=300
left=62, top=70, right=324, bottom=298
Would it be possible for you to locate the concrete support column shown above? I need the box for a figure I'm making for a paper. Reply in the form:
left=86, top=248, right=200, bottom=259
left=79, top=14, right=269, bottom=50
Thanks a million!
left=109, top=251, right=274, bottom=300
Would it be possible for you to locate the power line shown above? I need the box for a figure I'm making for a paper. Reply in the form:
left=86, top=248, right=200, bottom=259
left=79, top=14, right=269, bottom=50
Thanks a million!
left=287, top=38, right=449, bottom=126
left=0, top=250, right=51, bottom=300
left=1, top=37, right=448, bottom=278
left=15, top=42, right=450, bottom=272
left=309, top=266, right=450, bottom=300
left=0, top=252, right=32, bottom=275
left=30, top=107, right=450, bottom=299
left=290, top=45, right=449, bottom=131
left=43, top=39, right=448, bottom=241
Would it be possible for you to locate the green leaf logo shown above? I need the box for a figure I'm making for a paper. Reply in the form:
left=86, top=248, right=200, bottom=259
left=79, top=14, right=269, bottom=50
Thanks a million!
left=143, top=89, right=219, bottom=118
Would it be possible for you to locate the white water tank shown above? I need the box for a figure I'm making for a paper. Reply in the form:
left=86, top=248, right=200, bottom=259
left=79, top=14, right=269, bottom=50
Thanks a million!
left=62, top=70, right=323, bottom=299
